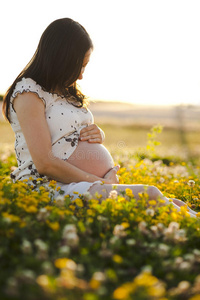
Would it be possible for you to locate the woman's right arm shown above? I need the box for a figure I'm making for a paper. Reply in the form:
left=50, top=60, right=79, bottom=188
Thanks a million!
left=13, top=93, right=118, bottom=184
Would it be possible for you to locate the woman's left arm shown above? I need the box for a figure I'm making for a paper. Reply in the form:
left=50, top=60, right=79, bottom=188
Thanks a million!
left=79, top=124, right=105, bottom=143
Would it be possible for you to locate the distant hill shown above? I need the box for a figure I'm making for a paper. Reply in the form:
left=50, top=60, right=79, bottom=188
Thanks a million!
left=89, top=101, right=200, bottom=130
left=1, top=99, right=199, bottom=130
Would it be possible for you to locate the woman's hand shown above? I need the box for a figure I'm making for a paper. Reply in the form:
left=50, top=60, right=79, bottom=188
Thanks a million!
left=103, top=166, right=120, bottom=184
left=79, top=124, right=105, bottom=144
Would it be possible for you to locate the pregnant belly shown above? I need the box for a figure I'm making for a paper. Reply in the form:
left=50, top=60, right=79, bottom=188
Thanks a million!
left=67, top=141, right=114, bottom=178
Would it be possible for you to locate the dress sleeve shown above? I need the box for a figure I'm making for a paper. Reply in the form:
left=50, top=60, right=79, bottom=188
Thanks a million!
left=11, top=77, right=47, bottom=107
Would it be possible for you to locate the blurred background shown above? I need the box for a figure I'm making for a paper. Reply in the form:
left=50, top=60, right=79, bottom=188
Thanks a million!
left=1, top=0, right=200, bottom=162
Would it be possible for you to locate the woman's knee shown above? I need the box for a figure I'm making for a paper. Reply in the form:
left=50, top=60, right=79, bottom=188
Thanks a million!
left=147, top=185, right=162, bottom=200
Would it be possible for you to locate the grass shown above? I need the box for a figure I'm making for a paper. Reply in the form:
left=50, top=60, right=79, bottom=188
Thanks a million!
left=1, top=120, right=200, bottom=162
left=0, top=121, right=15, bottom=145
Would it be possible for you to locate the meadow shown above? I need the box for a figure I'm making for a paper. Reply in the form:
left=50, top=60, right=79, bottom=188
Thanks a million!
left=1, top=104, right=200, bottom=300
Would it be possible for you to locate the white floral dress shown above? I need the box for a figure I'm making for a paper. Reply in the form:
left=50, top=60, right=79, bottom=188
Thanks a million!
left=9, top=77, right=101, bottom=199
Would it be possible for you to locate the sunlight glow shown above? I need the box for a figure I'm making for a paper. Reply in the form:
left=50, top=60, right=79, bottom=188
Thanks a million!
left=1, top=0, right=200, bottom=106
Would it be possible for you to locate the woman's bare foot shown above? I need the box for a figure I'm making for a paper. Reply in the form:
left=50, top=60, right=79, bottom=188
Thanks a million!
left=172, top=198, right=197, bottom=216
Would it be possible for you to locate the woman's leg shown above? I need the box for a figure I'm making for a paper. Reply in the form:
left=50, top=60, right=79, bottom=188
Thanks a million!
left=89, top=183, right=165, bottom=201
left=88, top=183, right=196, bottom=217
left=172, top=198, right=197, bottom=215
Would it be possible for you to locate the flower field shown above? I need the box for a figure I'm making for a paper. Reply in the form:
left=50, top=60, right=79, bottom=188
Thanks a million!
left=1, top=142, right=200, bottom=300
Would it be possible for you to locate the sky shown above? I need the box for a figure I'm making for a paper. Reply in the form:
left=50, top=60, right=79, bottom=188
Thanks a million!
left=1, top=0, right=200, bottom=106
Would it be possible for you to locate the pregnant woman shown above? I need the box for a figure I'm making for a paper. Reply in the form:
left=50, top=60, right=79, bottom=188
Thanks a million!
left=2, top=18, right=197, bottom=217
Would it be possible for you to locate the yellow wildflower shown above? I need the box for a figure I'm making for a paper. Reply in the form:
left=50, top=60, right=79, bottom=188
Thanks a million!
left=68, top=205, right=76, bottom=211
left=46, top=220, right=60, bottom=231
left=125, top=188, right=134, bottom=197
left=100, top=233, right=105, bottom=239
left=23, top=205, right=37, bottom=213
left=87, top=209, right=95, bottom=216
left=2, top=212, right=21, bottom=223
left=149, top=200, right=157, bottom=206
left=36, top=275, right=50, bottom=288
left=180, top=206, right=190, bottom=217
left=89, top=278, right=100, bottom=289
left=113, top=255, right=123, bottom=264
left=54, top=258, right=68, bottom=269
left=121, top=222, right=130, bottom=229
left=75, top=198, right=84, bottom=207
left=113, top=283, right=133, bottom=299
left=117, top=196, right=126, bottom=203
left=171, top=212, right=178, bottom=221
left=189, top=295, right=200, bottom=300
left=87, top=217, right=94, bottom=223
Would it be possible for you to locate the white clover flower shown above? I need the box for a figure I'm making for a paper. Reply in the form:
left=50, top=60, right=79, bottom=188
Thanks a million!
left=126, top=239, right=136, bottom=246
left=174, top=229, right=187, bottom=243
left=34, top=239, right=48, bottom=259
left=34, top=239, right=48, bottom=251
left=164, top=223, right=187, bottom=242
left=178, top=261, right=191, bottom=271
left=150, top=225, right=160, bottom=238
left=188, top=180, right=195, bottom=187
left=19, top=269, right=36, bottom=283
left=177, top=281, right=191, bottom=291
left=143, top=158, right=153, bottom=165
left=146, top=208, right=155, bottom=216
left=157, top=223, right=166, bottom=233
left=76, top=264, right=85, bottom=274
left=193, top=249, right=200, bottom=261
left=98, top=248, right=113, bottom=258
left=62, top=224, right=77, bottom=239
left=49, top=188, right=55, bottom=195
left=55, top=195, right=65, bottom=207
left=6, top=277, right=18, bottom=294
left=184, top=253, right=195, bottom=263
left=3, top=217, right=11, bottom=224
left=109, top=235, right=120, bottom=245
left=92, top=271, right=106, bottom=282
left=138, top=221, right=149, bottom=235
left=159, top=177, right=165, bottom=183
left=21, top=239, right=32, bottom=254
left=113, top=224, right=127, bottom=237
left=174, top=257, right=183, bottom=267
left=41, top=261, right=54, bottom=275
left=64, top=232, right=79, bottom=247
left=168, top=222, right=180, bottom=232
left=36, top=275, right=49, bottom=288
left=157, top=244, right=170, bottom=257
left=82, top=192, right=92, bottom=201
left=141, top=265, right=153, bottom=273
left=97, top=215, right=108, bottom=223
left=109, top=190, right=118, bottom=199
left=37, top=208, right=50, bottom=221
left=66, top=259, right=77, bottom=271
left=58, top=245, right=70, bottom=255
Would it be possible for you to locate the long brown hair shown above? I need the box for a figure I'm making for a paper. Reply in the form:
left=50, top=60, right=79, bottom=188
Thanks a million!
left=3, top=18, right=93, bottom=122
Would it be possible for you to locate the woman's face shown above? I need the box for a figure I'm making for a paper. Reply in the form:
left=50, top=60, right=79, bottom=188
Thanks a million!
left=77, top=48, right=92, bottom=81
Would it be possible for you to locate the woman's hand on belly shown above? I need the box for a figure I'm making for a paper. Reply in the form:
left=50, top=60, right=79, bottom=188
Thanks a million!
left=79, top=124, right=105, bottom=143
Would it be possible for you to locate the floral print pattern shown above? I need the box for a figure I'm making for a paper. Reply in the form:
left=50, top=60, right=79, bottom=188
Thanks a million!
left=9, top=77, right=94, bottom=182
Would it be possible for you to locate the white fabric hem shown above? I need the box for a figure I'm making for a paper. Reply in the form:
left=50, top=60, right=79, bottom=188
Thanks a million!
left=55, top=180, right=103, bottom=200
